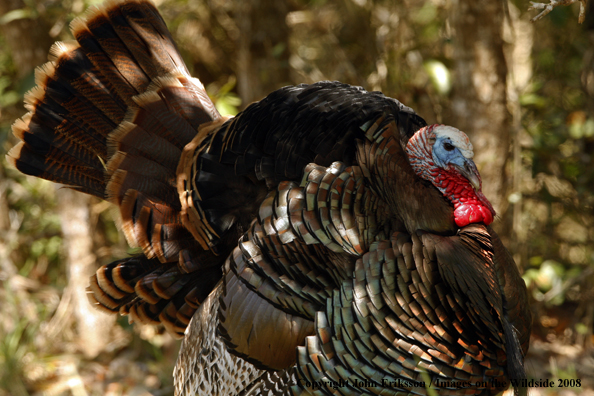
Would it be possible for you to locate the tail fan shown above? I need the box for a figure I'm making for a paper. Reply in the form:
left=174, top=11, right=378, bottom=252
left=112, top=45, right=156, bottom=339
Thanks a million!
left=88, top=255, right=222, bottom=338
left=7, top=0, right=224, bottom=336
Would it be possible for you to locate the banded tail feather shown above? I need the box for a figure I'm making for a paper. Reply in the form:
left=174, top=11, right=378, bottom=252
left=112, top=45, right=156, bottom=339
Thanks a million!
left=7, top=0, right=225, bottom=335
left=88, top=255, right=222, bottom=338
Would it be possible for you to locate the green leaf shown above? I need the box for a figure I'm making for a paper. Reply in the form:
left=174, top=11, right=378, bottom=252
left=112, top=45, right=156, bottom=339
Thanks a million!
left=519, top=93, right=547, bottom=108
left=0, top=8, right=35, bottom=25
left=216, top=98, right=239, bottom=117
left=272, top=43, right=286, bottom=58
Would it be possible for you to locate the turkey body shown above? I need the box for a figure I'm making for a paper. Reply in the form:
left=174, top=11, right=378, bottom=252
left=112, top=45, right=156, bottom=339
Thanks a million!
left=7, top=1, right=531, bottom=395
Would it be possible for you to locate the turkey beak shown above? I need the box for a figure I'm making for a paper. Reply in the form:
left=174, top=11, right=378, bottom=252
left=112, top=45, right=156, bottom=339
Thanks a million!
left=456, top=159, right=481, bottom=191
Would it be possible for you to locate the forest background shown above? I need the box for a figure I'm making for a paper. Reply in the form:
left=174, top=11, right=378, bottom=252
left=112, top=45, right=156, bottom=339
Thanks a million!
left=0, top=0, right=593, bottom=395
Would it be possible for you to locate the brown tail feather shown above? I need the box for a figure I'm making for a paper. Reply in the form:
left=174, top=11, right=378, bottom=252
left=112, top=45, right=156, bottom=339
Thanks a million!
left=7, top=44, right=116, bottom=197
left=88, top=255, right=222, bottom=338
left=9, top=0, right=226, bottom=337
left=103, top=74, right=224, bottom=261
left=7, top=0, right=216, bottom=198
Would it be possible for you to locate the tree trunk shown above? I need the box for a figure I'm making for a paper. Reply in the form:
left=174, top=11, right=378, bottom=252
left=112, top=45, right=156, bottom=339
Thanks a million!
left=57, top=188, right=116, bottom=358
left=235, top=0, right=290, bottom=105
left=449, top=0, right=511, bottom=223
left=504, top=4, right=534, bottom=266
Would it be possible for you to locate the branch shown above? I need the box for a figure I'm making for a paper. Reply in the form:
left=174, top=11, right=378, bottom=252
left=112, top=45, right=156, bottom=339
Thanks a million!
left=528, top=0, right=587, bottom=23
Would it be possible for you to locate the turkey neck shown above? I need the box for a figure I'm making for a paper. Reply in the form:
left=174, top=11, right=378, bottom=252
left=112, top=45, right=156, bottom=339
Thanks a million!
left=355, top=119, right=457, bottom=235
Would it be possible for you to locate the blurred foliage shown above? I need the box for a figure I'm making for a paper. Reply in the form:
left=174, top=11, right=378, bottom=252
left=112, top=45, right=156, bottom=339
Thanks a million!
left=207, top=76, right=242, bottom=116
left=0, top=0, right=593, bottom=394
left=519, top=1, right=594, bottom=325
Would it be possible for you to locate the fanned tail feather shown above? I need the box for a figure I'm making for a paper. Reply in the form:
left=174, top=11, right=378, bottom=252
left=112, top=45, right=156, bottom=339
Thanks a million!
left=8, top=0, right=225, bottom=336
left=88, top=255, right=222, bottom=338
left=104, top=74, right=219, bottom=262
left=7, top=0, right=219, bottom=199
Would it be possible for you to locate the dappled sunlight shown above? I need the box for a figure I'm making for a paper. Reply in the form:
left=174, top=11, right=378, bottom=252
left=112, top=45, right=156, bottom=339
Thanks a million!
left=0, top=0, right=593, bottom=394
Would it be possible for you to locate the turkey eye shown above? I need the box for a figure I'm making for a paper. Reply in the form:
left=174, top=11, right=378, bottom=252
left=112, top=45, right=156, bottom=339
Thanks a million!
left=443, top=142, right=455, bottom=151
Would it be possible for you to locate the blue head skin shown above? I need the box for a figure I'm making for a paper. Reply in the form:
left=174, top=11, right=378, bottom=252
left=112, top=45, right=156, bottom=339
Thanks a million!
left=432, top=131, right=481, bottom=191
left=406, top=124, right=496, bottom=226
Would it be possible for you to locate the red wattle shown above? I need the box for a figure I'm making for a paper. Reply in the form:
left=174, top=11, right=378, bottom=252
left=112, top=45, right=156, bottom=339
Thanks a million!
left=454, top=203, right=494, bottom=227
left=407, top=126, right=496, bottom=228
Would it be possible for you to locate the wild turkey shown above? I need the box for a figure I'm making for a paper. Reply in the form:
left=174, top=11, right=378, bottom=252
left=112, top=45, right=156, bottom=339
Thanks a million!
left=7, top=0, right=531, bottom=395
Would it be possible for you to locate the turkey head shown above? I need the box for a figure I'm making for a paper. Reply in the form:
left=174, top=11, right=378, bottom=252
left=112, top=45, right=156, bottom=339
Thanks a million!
left=406, top=124, right=496, bottom=227
left=355, top=118, right=495, bottom=235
